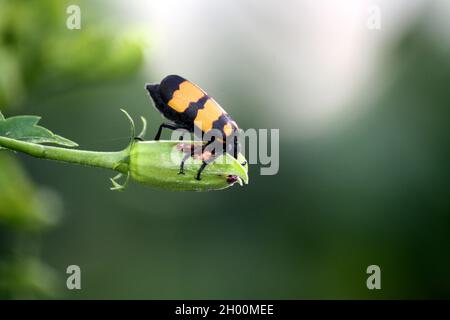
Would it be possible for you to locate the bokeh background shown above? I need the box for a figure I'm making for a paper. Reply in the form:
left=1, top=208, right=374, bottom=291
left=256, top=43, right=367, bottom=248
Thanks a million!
left=1, top=0, right=450, bottom=299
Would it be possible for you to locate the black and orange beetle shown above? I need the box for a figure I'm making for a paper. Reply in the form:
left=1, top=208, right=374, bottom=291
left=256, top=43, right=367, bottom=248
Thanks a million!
left=145, top=75, right=244, bottom=180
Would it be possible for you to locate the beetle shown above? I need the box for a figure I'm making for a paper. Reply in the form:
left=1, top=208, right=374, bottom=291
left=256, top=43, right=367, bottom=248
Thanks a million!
left=145, top=75, right=243, bottom=180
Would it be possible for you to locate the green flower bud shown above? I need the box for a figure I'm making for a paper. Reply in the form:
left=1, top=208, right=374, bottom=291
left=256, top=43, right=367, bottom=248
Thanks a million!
left=129, top=141, right=248, bottom=191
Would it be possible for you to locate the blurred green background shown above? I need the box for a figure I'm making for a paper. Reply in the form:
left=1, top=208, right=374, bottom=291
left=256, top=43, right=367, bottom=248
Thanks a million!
left=1, top=0, right=450, bottom=299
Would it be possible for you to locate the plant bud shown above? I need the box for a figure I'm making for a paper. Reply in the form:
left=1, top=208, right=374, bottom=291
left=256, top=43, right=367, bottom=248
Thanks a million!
left=129, top=141, right=249, bottom=191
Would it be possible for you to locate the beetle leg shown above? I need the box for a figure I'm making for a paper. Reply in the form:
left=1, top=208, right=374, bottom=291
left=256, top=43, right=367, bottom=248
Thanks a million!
left=195, top=154, right=219, bottom=181
left=195, top=138, right=225, bottom=180
left=178, top=146, right=196, bottom=175
left=195, top=150, right=220, bottom=181
left=177, top=138, right=221, bottom=180
left=154, top=123, right=180, bottom=140
left=195, top=161, right=208, bottom=180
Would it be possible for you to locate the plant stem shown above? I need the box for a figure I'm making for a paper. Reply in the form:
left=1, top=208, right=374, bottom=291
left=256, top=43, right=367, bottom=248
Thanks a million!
left=0, top=136, right=129, bottom=174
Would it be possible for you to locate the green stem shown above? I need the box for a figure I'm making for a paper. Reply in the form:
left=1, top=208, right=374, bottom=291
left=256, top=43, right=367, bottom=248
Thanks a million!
left=0, top=136, right=129, bottom=174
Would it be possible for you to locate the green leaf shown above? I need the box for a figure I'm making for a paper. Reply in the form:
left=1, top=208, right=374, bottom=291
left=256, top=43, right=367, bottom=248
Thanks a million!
left=0, top=113, right=78, bottom=147
left=0, top=111, right=4, bottom=120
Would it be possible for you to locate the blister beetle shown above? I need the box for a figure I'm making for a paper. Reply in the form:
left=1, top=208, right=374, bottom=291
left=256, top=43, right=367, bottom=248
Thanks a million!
left=146, top=75, right=244, bottom=180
